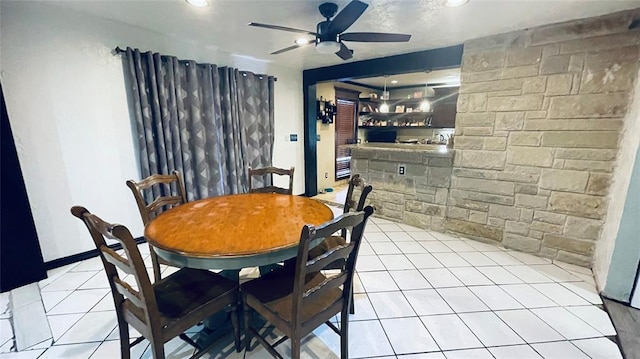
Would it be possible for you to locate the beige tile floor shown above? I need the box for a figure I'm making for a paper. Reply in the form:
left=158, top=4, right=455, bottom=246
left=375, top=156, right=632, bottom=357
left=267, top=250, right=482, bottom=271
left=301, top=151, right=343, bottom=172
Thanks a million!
left=0, top=203, right=621, bottom=359
left=312, top=185, right=348, bottom=207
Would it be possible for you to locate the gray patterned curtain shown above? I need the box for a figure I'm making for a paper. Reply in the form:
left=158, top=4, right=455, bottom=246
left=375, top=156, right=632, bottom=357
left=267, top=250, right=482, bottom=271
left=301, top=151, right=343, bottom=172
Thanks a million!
left=124, top=47, right=275, bottom=200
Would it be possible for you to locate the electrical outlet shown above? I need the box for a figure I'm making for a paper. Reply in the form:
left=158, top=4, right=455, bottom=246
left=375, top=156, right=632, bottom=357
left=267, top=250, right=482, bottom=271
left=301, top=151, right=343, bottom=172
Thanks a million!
left=290, top=134, right=298, bottom=142
left=317, top=134, right=321, bottom=141
left=398, top=165, right=406, bottom=175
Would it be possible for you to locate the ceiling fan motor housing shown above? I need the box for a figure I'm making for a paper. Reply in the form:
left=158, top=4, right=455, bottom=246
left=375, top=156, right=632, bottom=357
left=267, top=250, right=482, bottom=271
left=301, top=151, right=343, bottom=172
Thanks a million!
left=316, top=20, right=339, bottom=43
left=318, top=2, right=339, bottom=19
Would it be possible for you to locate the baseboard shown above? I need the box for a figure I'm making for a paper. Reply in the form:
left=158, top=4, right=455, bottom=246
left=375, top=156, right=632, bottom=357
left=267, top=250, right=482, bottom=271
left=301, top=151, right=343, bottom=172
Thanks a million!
left=44, top=237, right=146, bottom=271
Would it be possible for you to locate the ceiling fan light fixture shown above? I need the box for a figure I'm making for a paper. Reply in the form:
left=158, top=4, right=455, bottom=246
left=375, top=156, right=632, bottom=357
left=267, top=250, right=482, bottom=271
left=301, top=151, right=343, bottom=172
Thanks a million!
left=185, top=0, right=208, bottom=7
left=445, top=0, right=469, bottom=7
left=316, top=41, right=341, bottom=54
left=295, top=38, right=310, bottom=45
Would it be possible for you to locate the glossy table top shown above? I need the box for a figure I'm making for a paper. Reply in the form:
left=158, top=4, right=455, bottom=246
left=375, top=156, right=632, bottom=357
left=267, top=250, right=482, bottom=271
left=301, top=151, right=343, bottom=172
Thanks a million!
left=144, top=193, right=334, bottom=269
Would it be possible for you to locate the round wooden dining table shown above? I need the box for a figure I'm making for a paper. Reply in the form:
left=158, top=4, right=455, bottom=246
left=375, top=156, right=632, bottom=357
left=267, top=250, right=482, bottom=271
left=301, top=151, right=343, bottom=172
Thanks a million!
left=144, top=193, right=335, bottom=270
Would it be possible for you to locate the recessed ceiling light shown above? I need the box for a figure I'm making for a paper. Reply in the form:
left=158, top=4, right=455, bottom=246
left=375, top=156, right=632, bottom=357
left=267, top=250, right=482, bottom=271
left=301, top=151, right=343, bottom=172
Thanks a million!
left=295, top=38, right=310, bottom=45
left=445, top=0, right=469, bottom=7
left=390, top=80, right=398, bottom=84
left=185, top=0, right=208, bottom=7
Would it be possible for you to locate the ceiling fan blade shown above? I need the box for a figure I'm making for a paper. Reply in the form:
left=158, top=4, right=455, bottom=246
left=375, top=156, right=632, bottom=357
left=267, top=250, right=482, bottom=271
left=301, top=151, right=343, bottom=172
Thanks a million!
left=327, top=0, right=368, bottom=35
left=335, top=42, right=353, bottom=60
left=341, top=32, right=411, bottom=42
left=270, top=41, right=313, bottom=55
left=248, top=22, right=317, bottom=36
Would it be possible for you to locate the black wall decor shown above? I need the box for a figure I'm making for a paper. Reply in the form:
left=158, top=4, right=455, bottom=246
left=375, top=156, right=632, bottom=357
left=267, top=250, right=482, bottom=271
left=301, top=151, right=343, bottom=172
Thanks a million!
left=317, top=97, right=336, bottom=124
left=302, top=44, right=464, bottom=196
left=1, top=83, right=47, bottom=292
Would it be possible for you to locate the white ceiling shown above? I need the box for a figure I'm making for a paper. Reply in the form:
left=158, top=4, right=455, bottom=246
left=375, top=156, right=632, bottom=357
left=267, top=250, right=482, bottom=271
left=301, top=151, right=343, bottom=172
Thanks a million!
left=47, top=0, right=640, bottom=70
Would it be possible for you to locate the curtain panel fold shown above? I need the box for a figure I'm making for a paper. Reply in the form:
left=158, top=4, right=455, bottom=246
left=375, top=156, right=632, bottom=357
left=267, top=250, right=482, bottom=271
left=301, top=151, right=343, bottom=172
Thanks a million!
left=124, top=47, right=275, bottom=200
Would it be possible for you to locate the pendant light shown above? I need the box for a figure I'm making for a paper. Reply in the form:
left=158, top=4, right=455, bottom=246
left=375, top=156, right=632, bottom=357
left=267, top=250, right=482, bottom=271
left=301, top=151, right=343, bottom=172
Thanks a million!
left=379, top=76, right=390, bottom=113
left=420, top=82, right=431, bottom=112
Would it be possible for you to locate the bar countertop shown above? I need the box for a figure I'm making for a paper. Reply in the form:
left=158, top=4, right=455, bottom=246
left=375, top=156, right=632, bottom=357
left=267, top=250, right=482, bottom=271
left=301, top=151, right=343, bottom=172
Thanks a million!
left=344, top=143, right=455, bottom=157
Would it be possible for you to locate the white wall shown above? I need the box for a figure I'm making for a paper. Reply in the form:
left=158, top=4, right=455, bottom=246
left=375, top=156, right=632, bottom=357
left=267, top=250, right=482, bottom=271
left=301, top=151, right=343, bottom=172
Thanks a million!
left=594, top=68, right=640, bottom=289
left=0, top=1, right=304, bottom=261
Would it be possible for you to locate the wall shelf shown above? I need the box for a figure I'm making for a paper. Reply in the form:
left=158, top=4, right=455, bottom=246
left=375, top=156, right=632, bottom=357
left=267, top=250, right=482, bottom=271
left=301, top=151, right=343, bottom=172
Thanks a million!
left=358, top=111, right=432, bottom=116
left=359, top=126, right=448, bottom=129
left=359, top=87, right=459, bottom=129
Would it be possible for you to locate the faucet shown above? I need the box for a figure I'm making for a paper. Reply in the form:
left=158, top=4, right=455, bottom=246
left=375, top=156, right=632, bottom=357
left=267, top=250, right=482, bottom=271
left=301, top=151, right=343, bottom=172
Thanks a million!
left=439, top=134, right=445, bottom=143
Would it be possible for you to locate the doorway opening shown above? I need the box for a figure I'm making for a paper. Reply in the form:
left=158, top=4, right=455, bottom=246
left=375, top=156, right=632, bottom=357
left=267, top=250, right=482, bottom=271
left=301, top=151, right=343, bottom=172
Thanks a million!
left=334, top=87, right=360, bottom=181
left=302, top=45, right=464, bottom=196
left=335, top=98, right=356, bottom=180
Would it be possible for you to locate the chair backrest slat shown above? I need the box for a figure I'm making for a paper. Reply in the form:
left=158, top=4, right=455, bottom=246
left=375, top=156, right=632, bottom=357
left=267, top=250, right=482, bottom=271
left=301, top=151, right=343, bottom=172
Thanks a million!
left=248, top=166, right=294, bottom=195
left=100, top=246, right=135, bottom=276
left=305, top=244, right=351, bottom=274
left=302, top=272, right=347, bottom=304
left=146, top=195, right=185, bottom=214
left=113, top=277, right=145, bottom=308
left=290, top=206, right=374, bottom=326
left=134, top=173, right=184, bottom=189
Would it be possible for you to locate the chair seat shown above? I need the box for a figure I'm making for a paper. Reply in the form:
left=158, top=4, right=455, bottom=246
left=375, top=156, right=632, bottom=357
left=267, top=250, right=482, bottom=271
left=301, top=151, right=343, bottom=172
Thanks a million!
left=242, top=267, right=342, bottom=325
left=125, top=268, right=237, bottom=325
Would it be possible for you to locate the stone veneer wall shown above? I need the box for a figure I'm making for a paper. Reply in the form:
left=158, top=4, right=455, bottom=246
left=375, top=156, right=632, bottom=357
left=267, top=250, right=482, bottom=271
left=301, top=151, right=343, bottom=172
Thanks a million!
left=351, top=147, right=453, bottom=231
left=446, top=9, right=640, bottom=266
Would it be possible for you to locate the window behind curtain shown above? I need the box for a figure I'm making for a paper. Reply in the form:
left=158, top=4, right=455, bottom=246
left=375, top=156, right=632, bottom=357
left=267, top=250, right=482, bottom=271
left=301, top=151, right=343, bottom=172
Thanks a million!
left=335, top=98, right=357, bottom=180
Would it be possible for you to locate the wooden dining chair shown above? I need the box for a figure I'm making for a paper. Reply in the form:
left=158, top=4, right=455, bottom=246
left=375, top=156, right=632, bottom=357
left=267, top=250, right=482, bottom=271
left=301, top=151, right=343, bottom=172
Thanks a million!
left=247, top=166, right=294, bottom=195
left=308, top=174, right=373, bottom=314
left=126, top=171, right=187, bottom=282
left=71, top=206, right=240, bottom=359
left=242, top=206, right=374, bottom=359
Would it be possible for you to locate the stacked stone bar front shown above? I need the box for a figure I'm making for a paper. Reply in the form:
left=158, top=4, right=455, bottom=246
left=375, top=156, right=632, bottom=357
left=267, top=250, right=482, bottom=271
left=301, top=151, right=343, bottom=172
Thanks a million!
left=350, top=144, right=454, bottom=232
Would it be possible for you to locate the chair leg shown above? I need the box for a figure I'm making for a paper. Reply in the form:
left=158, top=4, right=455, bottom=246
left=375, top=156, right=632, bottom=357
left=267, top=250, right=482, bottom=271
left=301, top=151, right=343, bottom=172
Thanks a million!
left=340, top=308, right=349, bottom=359
left=230, top=303, right=241, bottom=352
left=243, top=300, right=252, bottom=351
left=150, top=249, right=162, bottom=282
left=150, top=338, right=165, bottom=359
left=290, top=337, right=301, bottom=359
left=349, top=286, right=355, bottom=315
left=118, top=323, right=131, bottom=359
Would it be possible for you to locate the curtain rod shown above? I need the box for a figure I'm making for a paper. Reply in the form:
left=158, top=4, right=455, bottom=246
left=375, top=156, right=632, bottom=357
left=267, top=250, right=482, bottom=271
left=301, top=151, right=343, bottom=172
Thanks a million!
left=114, top=47, right=277, bottom=82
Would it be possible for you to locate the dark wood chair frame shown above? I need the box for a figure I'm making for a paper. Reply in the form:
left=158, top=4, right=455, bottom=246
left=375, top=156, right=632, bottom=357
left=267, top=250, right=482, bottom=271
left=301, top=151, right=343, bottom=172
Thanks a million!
left=247, top=166, right=295, bottom=195
left=126, top=170, right=188, bottom=282
left=71, top=206, right=240, bottom=359
left=309, top=173, right=373, bottom=314
left=342, top=174, right=373, bottom=227
left=242, top=206, right=375, bottom=359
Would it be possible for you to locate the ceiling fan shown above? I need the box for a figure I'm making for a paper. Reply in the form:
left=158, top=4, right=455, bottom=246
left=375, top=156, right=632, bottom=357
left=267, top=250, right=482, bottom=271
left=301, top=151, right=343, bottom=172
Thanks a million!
left=248, top=0, right=411, bottom=61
